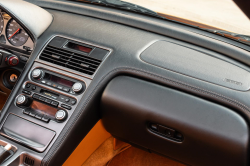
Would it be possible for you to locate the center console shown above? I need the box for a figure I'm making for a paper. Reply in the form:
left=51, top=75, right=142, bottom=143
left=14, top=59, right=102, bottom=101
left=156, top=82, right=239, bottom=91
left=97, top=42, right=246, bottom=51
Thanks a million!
left=16, top=68, right=86, bottom=123
left=0, top=35, right=111, bottom=165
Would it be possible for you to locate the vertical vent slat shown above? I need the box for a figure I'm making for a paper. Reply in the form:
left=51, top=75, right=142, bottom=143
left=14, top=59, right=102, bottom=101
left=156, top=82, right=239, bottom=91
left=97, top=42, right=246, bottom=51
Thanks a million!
left=24, top=156, right=35, bottom=166
left=39, top=45, right=102, bottom=75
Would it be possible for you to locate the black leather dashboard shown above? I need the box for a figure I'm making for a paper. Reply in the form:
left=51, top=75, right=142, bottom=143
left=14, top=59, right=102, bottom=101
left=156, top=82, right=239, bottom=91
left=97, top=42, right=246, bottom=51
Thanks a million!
left=1, top=0, right=250, bottom=165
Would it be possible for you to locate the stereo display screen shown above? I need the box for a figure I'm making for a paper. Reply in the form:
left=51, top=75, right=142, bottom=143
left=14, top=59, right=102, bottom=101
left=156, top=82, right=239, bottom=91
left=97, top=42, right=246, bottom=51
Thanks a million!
left=45, top=74, right=74, bottom=87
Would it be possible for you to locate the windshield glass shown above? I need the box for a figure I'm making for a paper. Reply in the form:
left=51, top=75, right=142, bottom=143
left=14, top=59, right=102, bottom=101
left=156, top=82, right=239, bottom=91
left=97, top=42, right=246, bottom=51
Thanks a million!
left=74, top=0, right=250, bottom=46
left=122, top=0, right=250, bottom=35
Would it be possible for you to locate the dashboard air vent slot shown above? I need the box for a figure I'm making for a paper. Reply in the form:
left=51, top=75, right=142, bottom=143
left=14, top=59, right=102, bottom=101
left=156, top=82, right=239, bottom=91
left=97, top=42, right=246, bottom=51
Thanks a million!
left=24, top=155, right=35, bottom=166
left=39, top=45, right=102, bottom=75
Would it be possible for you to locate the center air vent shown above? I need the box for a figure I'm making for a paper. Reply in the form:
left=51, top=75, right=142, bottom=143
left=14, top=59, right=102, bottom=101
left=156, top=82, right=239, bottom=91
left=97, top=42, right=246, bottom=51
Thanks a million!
left=39, top=45, right=102, bottom=75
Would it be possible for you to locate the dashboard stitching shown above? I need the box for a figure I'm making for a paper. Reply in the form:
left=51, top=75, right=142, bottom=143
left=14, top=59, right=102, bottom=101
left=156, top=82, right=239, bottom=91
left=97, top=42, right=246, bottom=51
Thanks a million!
left=42, top=66, right=250, bottom=165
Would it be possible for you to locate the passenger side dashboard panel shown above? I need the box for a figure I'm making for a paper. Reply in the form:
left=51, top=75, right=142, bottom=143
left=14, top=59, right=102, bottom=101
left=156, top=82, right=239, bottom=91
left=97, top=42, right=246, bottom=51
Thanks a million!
left=141, top=41, right=250, bottom=91
left=101, top=76, right=249, bottom=166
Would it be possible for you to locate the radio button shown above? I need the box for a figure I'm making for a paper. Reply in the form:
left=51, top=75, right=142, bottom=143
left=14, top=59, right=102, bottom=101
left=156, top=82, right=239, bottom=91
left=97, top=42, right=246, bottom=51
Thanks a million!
left=29, top=112, right=36, bottom=117
left=39, top=96, right=46, bottom=102
left=35, top=114, right=42, bottom=120
left=23, top=110, right=30, bottom=115
left=61, top=104, right=72, bottom=110
left=69, top=90, right=75, bottom=94
left=42, top=116, right=50, bottom=123
left=71, top=100, right=76, bottom=105
left=65, top=98, right=70, bottom=102
left=25, top=84, right=31, bottom=88
left=63, top=87, right=70, bottom=92
left=41, top=80, right=46, bottom=84
left=32, top=86, right=36, bottom=90
left=51, top=101, right=59, bottom=107
left=33, top=94, right=40, bottom=99
left=46, top=82, right=52, bottom=86
left=57, top=86, right=63, bottom=90
left=52, top=84, right=57, bottom=88
left=45, top=99, right=52, bottom=104
left=22, top=90, right=31, bottom=95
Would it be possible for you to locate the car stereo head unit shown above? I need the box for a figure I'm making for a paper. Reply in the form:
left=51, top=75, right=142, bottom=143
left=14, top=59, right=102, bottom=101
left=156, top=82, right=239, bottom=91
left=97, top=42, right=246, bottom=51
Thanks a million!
left=30, top=68, right=86, bottom=95
left=15, top=82, right=79, bottom=123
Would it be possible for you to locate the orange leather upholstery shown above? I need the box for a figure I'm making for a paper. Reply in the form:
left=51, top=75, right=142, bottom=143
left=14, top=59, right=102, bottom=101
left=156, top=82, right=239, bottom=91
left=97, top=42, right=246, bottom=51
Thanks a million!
left=63, top=120, right=111, bottom=166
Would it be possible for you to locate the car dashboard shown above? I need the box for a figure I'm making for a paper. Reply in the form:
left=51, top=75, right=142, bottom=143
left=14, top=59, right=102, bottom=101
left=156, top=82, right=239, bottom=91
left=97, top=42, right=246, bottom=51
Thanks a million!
left=0, top=0, right=250, bottom=166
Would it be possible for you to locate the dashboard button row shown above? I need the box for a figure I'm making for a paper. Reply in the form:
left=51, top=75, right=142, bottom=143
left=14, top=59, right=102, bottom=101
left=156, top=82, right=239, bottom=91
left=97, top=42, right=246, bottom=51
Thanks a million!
left=25, top=83, right=77, bottom=106
left=41, top=80, right=72, bottom=93
left=33, top=94, right=59, bottom=107
left=33, top=93, right=72, bottom=110
left=61, top=104, right=72, bottom=110
left=23, top=110, right=50, bottom=123
left=22, top=90, right=31, bottom=95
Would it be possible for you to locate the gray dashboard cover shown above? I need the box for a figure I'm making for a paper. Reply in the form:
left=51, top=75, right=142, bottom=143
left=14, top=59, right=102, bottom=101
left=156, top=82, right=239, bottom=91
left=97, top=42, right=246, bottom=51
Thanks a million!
left=140, top=41, right=250, bottom=91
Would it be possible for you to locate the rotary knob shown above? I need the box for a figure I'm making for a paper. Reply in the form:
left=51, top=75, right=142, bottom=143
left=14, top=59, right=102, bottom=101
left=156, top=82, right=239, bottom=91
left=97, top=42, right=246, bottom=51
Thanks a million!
left=55, top=110, right=67, bottom=121
left=10, top=74, right=18, bottom=83
left=5, top=55, right=19, bottom=66
left=72, top=82, right=83, bottom=93
left=16, top=94, right=31, bottom=106
left=32, top=69, right=43, bottom=79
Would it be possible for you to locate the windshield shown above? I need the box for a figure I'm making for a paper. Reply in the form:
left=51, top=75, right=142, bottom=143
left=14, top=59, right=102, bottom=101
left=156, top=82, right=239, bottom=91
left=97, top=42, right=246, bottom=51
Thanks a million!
left=74, top=0, right=250, bottom=46
left=122, top=0, right=250, bottom=36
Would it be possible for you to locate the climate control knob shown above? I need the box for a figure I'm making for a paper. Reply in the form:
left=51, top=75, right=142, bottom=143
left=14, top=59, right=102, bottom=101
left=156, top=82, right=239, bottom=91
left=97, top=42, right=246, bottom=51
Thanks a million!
left=32, top=69, right=43, bottom=79
left=72, top=82, right=83, bottom=93
left=16, top=94, right=31, bottom=107
left=55, top=110, right=67, bottom=121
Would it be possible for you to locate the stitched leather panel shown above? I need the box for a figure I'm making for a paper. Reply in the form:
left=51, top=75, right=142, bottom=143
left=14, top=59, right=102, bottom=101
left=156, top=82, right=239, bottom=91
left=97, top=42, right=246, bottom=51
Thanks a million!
left=141, top=41, right=250, bottom=91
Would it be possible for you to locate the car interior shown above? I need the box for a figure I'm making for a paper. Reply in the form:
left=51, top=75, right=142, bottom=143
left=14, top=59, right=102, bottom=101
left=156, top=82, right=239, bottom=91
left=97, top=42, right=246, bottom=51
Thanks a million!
left=0, top=0, right=250, bottom=165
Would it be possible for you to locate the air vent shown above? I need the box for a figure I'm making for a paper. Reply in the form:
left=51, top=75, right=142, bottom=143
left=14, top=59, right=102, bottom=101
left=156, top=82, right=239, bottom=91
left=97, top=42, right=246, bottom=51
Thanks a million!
left=24, top=156, right=35, bottom=166
left=39, top=45, right=102, bottom=75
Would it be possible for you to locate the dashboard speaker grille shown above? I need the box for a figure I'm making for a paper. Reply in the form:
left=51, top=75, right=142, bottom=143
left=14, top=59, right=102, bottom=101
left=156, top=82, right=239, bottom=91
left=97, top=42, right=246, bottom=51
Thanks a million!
left=39, top=45, right=102, bottom=75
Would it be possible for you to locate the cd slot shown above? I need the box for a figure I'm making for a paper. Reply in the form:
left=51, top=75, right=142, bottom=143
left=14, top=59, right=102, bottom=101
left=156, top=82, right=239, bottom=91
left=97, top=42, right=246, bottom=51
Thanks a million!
left=23, top=83, right=77, bottom=106
left=40, top=89, right=59, bottom=100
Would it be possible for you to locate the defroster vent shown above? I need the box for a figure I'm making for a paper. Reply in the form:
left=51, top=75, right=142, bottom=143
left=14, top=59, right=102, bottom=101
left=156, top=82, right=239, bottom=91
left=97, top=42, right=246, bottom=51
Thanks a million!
left=39, top=45, right=102, bottom=75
